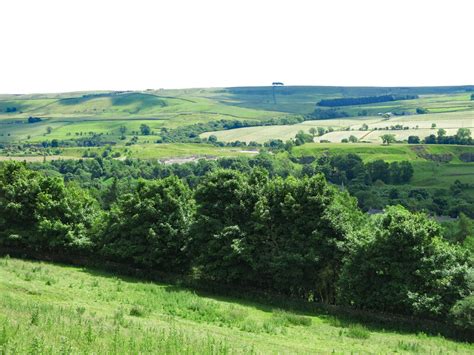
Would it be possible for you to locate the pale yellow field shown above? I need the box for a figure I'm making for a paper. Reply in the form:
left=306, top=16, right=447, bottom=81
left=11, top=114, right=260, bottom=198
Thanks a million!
left=315, top=128, right=462, bottom=143
left=200, top=110, right=473, bottom=143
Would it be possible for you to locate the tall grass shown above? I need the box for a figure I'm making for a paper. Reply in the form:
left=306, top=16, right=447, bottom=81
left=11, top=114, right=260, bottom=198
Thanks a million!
left=0, top=257, right=472, bottom=354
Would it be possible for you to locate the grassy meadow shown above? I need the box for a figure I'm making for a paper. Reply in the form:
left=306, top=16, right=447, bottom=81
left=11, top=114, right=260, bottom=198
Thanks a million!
left=1, top=256, right=472, bottom=354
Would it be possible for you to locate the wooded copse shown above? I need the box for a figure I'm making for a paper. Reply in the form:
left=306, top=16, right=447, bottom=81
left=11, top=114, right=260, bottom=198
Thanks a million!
left=317, top=95, right=419, bottom=107
left=0, top=161, right=472, bottom=331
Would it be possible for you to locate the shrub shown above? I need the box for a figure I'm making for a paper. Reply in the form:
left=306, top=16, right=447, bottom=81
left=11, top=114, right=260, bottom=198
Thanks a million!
left=345, top=324, right=370, bottom=339
left=397, top=341, right=422, bottom=352
left=129, top=305, right=146, bottom=317
left=450, top=295, right=474, bottom=330
left=338, top=206, right=471, bottom=318
left=272, top=310, right=312, bottom=326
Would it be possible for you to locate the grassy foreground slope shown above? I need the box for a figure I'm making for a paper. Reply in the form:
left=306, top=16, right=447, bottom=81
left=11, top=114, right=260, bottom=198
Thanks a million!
left=1, top=257, right=472, bottom=354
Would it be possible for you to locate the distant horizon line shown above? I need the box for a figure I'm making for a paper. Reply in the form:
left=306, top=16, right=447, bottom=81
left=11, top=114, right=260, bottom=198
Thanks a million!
left=2, top=84, right=474, bottom=96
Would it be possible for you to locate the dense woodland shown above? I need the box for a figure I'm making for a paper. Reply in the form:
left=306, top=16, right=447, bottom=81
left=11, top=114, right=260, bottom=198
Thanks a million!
left=0, top=159, right=473, bottom=332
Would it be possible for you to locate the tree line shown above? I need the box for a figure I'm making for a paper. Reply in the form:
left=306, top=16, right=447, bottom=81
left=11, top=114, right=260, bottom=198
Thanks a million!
left=25, top=152, right=473, bottom=219
left=317, top=95, right=418, bottom=107
left=0, top=161, right=472, bottom=331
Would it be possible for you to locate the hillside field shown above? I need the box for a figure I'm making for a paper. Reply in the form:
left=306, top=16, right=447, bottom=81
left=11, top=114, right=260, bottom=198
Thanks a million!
left=1, top=257, right=472, bottom=354
left=200, top=110, right=473, bottom=144
left=1, top=87, right=473, bottom=151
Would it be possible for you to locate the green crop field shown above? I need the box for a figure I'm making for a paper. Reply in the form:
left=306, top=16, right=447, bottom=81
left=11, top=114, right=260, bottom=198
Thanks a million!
left=1, top=256, right=472, bottom=354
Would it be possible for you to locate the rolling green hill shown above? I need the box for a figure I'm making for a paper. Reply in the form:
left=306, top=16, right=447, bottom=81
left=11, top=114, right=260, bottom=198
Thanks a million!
left=1, top=86, right=473, bottom=161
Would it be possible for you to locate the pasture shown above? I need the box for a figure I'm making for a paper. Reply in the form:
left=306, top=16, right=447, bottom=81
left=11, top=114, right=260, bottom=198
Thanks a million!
left=201, top=110, right=473, bottom=143
left=1, top=256, right=472, bottom=354
left=291, top=143, right=474, bottom=194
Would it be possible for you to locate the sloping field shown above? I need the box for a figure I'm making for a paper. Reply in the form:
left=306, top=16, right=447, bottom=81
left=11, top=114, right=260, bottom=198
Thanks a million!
left=0, top=92, right=285, bottom=143
left=1, top=257, right=472, bottom=353
left=201, top=110, right=473, bottom=143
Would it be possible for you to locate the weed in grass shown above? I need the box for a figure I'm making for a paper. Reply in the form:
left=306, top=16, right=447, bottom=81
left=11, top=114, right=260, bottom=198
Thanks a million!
left=416, top=332, right=428, bottom=339
left=76, top=306, right=86, bottom=316
left=91, top=279, right=100, bottom=287
left=263, top=318, right=287, bottom=335
left=345, top=324, right=370, bottom=339
left=113, top=308, right=126, bottom=327
left=272, top=309, right=312, bottom=326
left=44, top=277, right=57, bottom=286
left=221, top=306, right=249, bottom=325
left=59, top=336, right=73, bottom=354
left=397, top=340, right=423, bottom=352
left=239, top=318, right=262, bottom=333
left=1, top=254, right=10, bottom=266
left=30, top=307, right=40, bottom=326
left=29, top=336, right=44, bottom=354
left=129, top=305, right=146, bottom=317
left=324, top=315, right=349, bottom=328
left=84, top=323, right=96, bottom=344
left=0, top=324, right=8, bottom=346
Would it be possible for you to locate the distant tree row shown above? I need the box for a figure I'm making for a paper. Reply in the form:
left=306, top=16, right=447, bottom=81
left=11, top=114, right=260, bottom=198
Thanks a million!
left=407, top=128, right=473, bottom=145
left=317, top=95, right=418, bottom=107
left=27, top=116, right=42, bottom=123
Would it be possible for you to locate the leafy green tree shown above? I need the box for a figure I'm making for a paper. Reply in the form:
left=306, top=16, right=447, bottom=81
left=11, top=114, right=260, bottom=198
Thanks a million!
left=338, top=206, right=471, bottom=318
left=207, top=134, right=218, bottom=143
left=348, top=135, right=358, bottom=143
left=294, top=130, right=314, bottom=146
left=191, top=169, right=265, bottom=283
left=450, top=295, right=474, bottom=330
left=380, top=134, right=396, bottom=145
left=250, top=174, right=364, bottom=302
left=0, top=162, right=99, bottom=252
left=437, top=128, right=447, bottom=139
left=408, top=135, right=420, bottom=144
left=389, top=161, right=414, bottom=184
left=454, top=213, right=474, bottom=243
left=317, top=127, right=327, bottom=136
left=456, top=128, right=472, bottom=144
left=119, top=125, right=127, bottom=139
left=366, top=159, right=391, bottom=183
left=139, top=124, right=151, bottom=135
left=99, top=176, right=194, bottom=272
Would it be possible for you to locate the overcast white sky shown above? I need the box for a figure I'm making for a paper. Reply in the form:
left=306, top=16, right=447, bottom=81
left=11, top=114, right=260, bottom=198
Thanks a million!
left=0, top=0, right=473, bottom=93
